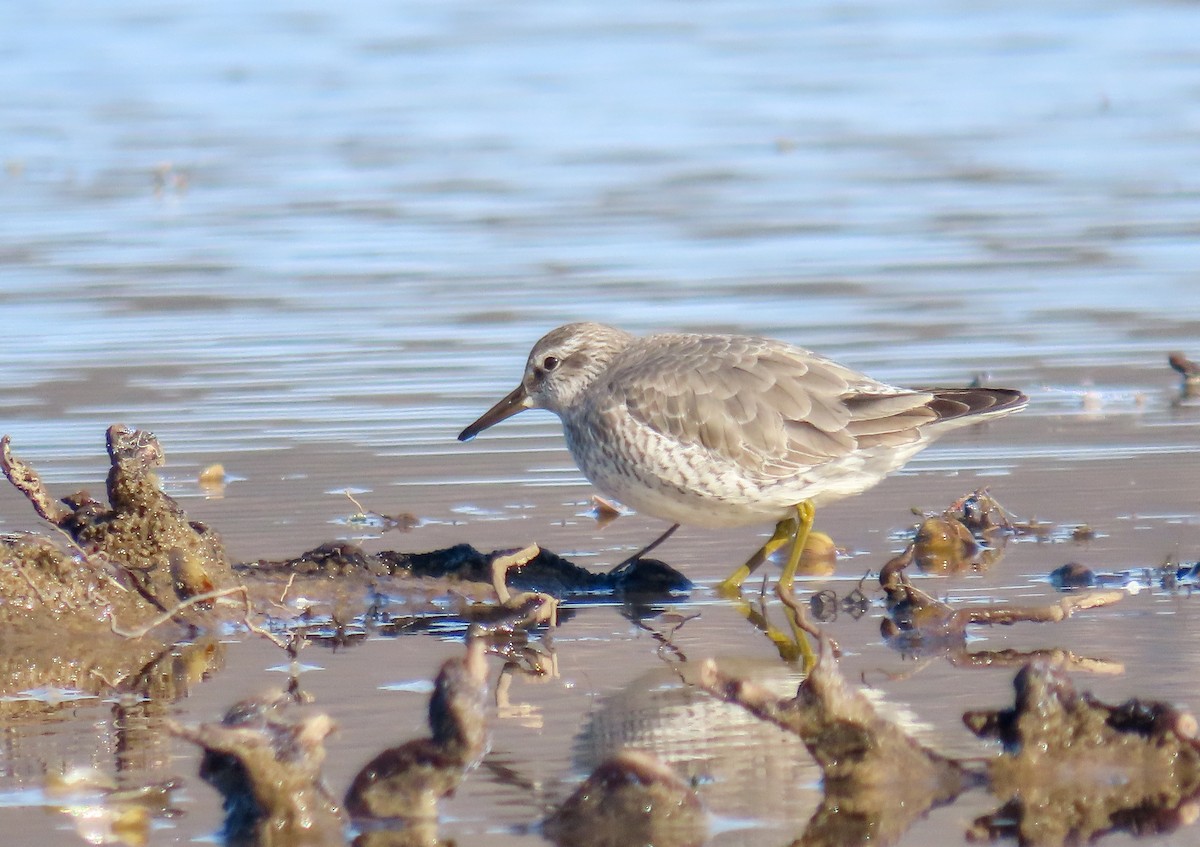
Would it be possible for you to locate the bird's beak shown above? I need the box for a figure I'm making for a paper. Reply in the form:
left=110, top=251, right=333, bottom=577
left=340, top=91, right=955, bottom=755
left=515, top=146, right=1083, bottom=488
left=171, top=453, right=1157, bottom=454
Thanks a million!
left=458, top=384, right=533, bottom=441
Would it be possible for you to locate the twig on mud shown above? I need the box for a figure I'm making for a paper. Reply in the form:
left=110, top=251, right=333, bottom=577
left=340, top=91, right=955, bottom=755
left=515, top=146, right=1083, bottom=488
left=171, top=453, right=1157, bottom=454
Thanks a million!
left=239, top=590, right=291, bottom=651
left=279, top=572, right=297, bottom=605
left=244, top=616, right=290, bottom=651
left=340, top=489, right=416, bottom=532
left=344, top=489, right=369, bottom=519
left=961, top=589, right=1124, bottom=625
left=107, top=585, right=247, bottom=638
left=51, top=525, right=92, bottom=558
left=491, top=543, right=559, bottom=628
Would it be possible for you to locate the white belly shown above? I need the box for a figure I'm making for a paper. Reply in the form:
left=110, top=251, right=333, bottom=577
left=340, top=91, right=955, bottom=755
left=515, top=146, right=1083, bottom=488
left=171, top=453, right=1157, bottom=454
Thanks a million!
left=565, top=417, right=926, bottom=529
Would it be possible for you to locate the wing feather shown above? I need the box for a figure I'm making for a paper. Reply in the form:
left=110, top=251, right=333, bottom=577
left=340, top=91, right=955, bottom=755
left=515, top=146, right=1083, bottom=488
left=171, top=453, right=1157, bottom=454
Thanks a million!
left=605, top=335, right=877, bottom=477
left=587, top=333, right=1024, bottom=487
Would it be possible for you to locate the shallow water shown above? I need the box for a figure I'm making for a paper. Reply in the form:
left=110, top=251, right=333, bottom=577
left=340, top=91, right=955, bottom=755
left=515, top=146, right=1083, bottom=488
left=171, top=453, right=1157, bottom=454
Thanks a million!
left=3, top=0, right=1200, bottom=844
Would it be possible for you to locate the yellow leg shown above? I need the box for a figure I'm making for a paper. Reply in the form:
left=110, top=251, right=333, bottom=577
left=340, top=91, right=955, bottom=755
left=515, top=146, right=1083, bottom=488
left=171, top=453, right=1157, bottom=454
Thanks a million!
left=778, top=501, right=815, bottom=596
left=717, top=501, right=821, bottom=664
left=717, top=501, right=817, bottom=596
left=716, top=512, right=798, bottom=595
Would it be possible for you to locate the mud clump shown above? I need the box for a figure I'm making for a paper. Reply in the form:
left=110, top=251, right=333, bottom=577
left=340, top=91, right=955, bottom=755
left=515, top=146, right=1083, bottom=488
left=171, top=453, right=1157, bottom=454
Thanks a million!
left=77, top=425, right=231, bottom=606
left=0, top=427, right=244, bottom=729
left=2, top=425, right=688, bottom=642
left=249, top=540, right=691, bottom=598
left=0, top=532, right=137, bottom=628
left=1, top=425, right=236, bottom=629
left=876, top=488, right=1059, bottom=575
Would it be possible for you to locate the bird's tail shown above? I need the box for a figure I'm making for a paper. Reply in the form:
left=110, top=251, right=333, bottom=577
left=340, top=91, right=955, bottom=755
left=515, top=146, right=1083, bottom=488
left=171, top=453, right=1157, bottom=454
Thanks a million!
left=924, top=387, right=1028, bottom=426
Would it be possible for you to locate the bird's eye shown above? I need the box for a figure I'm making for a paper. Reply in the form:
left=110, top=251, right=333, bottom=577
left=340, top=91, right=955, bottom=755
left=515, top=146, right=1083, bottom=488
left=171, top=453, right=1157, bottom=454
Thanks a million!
left=542, top=355, right=561, bottom=372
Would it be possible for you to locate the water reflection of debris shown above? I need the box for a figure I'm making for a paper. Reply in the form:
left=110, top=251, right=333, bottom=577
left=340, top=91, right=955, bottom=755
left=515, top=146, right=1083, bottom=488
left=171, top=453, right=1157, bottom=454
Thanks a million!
left=543, top=750, right=707, bottom=847
left=45, top=767, right=182, bottom=847
left=700, top=621, right=972, bottom=847
left=174, top=632, right=704, bottom=847
left=171, top=690, right=342, bottom=847
left=965, top=660, right=1200, bottom=844
left=700, top=596, right=1200, bottom=847
left=344, top=635, right=489, bottom=822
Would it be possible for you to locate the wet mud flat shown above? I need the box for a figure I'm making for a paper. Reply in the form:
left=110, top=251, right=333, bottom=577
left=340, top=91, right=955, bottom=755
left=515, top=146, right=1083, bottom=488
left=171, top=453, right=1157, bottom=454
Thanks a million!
left=2, top=404, right=1200, bottom=847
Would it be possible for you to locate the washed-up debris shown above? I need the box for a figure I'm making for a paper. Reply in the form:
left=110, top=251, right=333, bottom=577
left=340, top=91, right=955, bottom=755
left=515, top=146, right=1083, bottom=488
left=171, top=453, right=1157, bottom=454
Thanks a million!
left=881, top=555, right=1123, bottom=659
left=1048, top=559, right=1200, bottom=595
left=542, top=750, right=707, bottom=847
left=1048, top=561, right=1100, bottom=590
left=0, top=426, right=290, bottom=699
left=198, top=462, right=227, bottom=498
left=248, top=541, right=691, bottom=597
left=0, top=426, right=687, bottom=651
left=895, top=489, right=1051, bottom=574
left=587, top=494, right=625, bottom=529
left=871, top=489, right=1125, bottom=661
left=1, top=426, right=237, bottom=629
left=464, top=543, right=559, bottom=628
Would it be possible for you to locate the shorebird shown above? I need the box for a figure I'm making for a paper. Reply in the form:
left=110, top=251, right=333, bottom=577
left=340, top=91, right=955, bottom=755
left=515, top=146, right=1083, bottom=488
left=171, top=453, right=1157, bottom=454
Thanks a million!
left=459, top=323, right=1025, bottom=594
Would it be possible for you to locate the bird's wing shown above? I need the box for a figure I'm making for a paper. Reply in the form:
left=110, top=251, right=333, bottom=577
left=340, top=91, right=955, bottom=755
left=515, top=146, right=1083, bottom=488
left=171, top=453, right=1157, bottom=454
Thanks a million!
left=599, top=335, right=938, bottom=478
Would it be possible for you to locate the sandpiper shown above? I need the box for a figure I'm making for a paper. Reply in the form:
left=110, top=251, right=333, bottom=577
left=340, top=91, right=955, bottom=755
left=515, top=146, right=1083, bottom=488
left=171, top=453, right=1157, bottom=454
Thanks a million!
left=459, top=322, right=1026, bottom=594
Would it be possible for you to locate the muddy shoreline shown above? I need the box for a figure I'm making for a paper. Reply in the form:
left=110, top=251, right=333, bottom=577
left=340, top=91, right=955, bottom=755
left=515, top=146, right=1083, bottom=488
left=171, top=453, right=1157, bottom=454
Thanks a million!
left=3, top=421, right=1199, bottom=846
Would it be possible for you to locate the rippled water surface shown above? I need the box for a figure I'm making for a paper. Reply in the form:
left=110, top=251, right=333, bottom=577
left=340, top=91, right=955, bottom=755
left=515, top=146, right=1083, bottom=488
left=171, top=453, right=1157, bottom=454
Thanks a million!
left=3, top=1, right=1200, bottom=845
